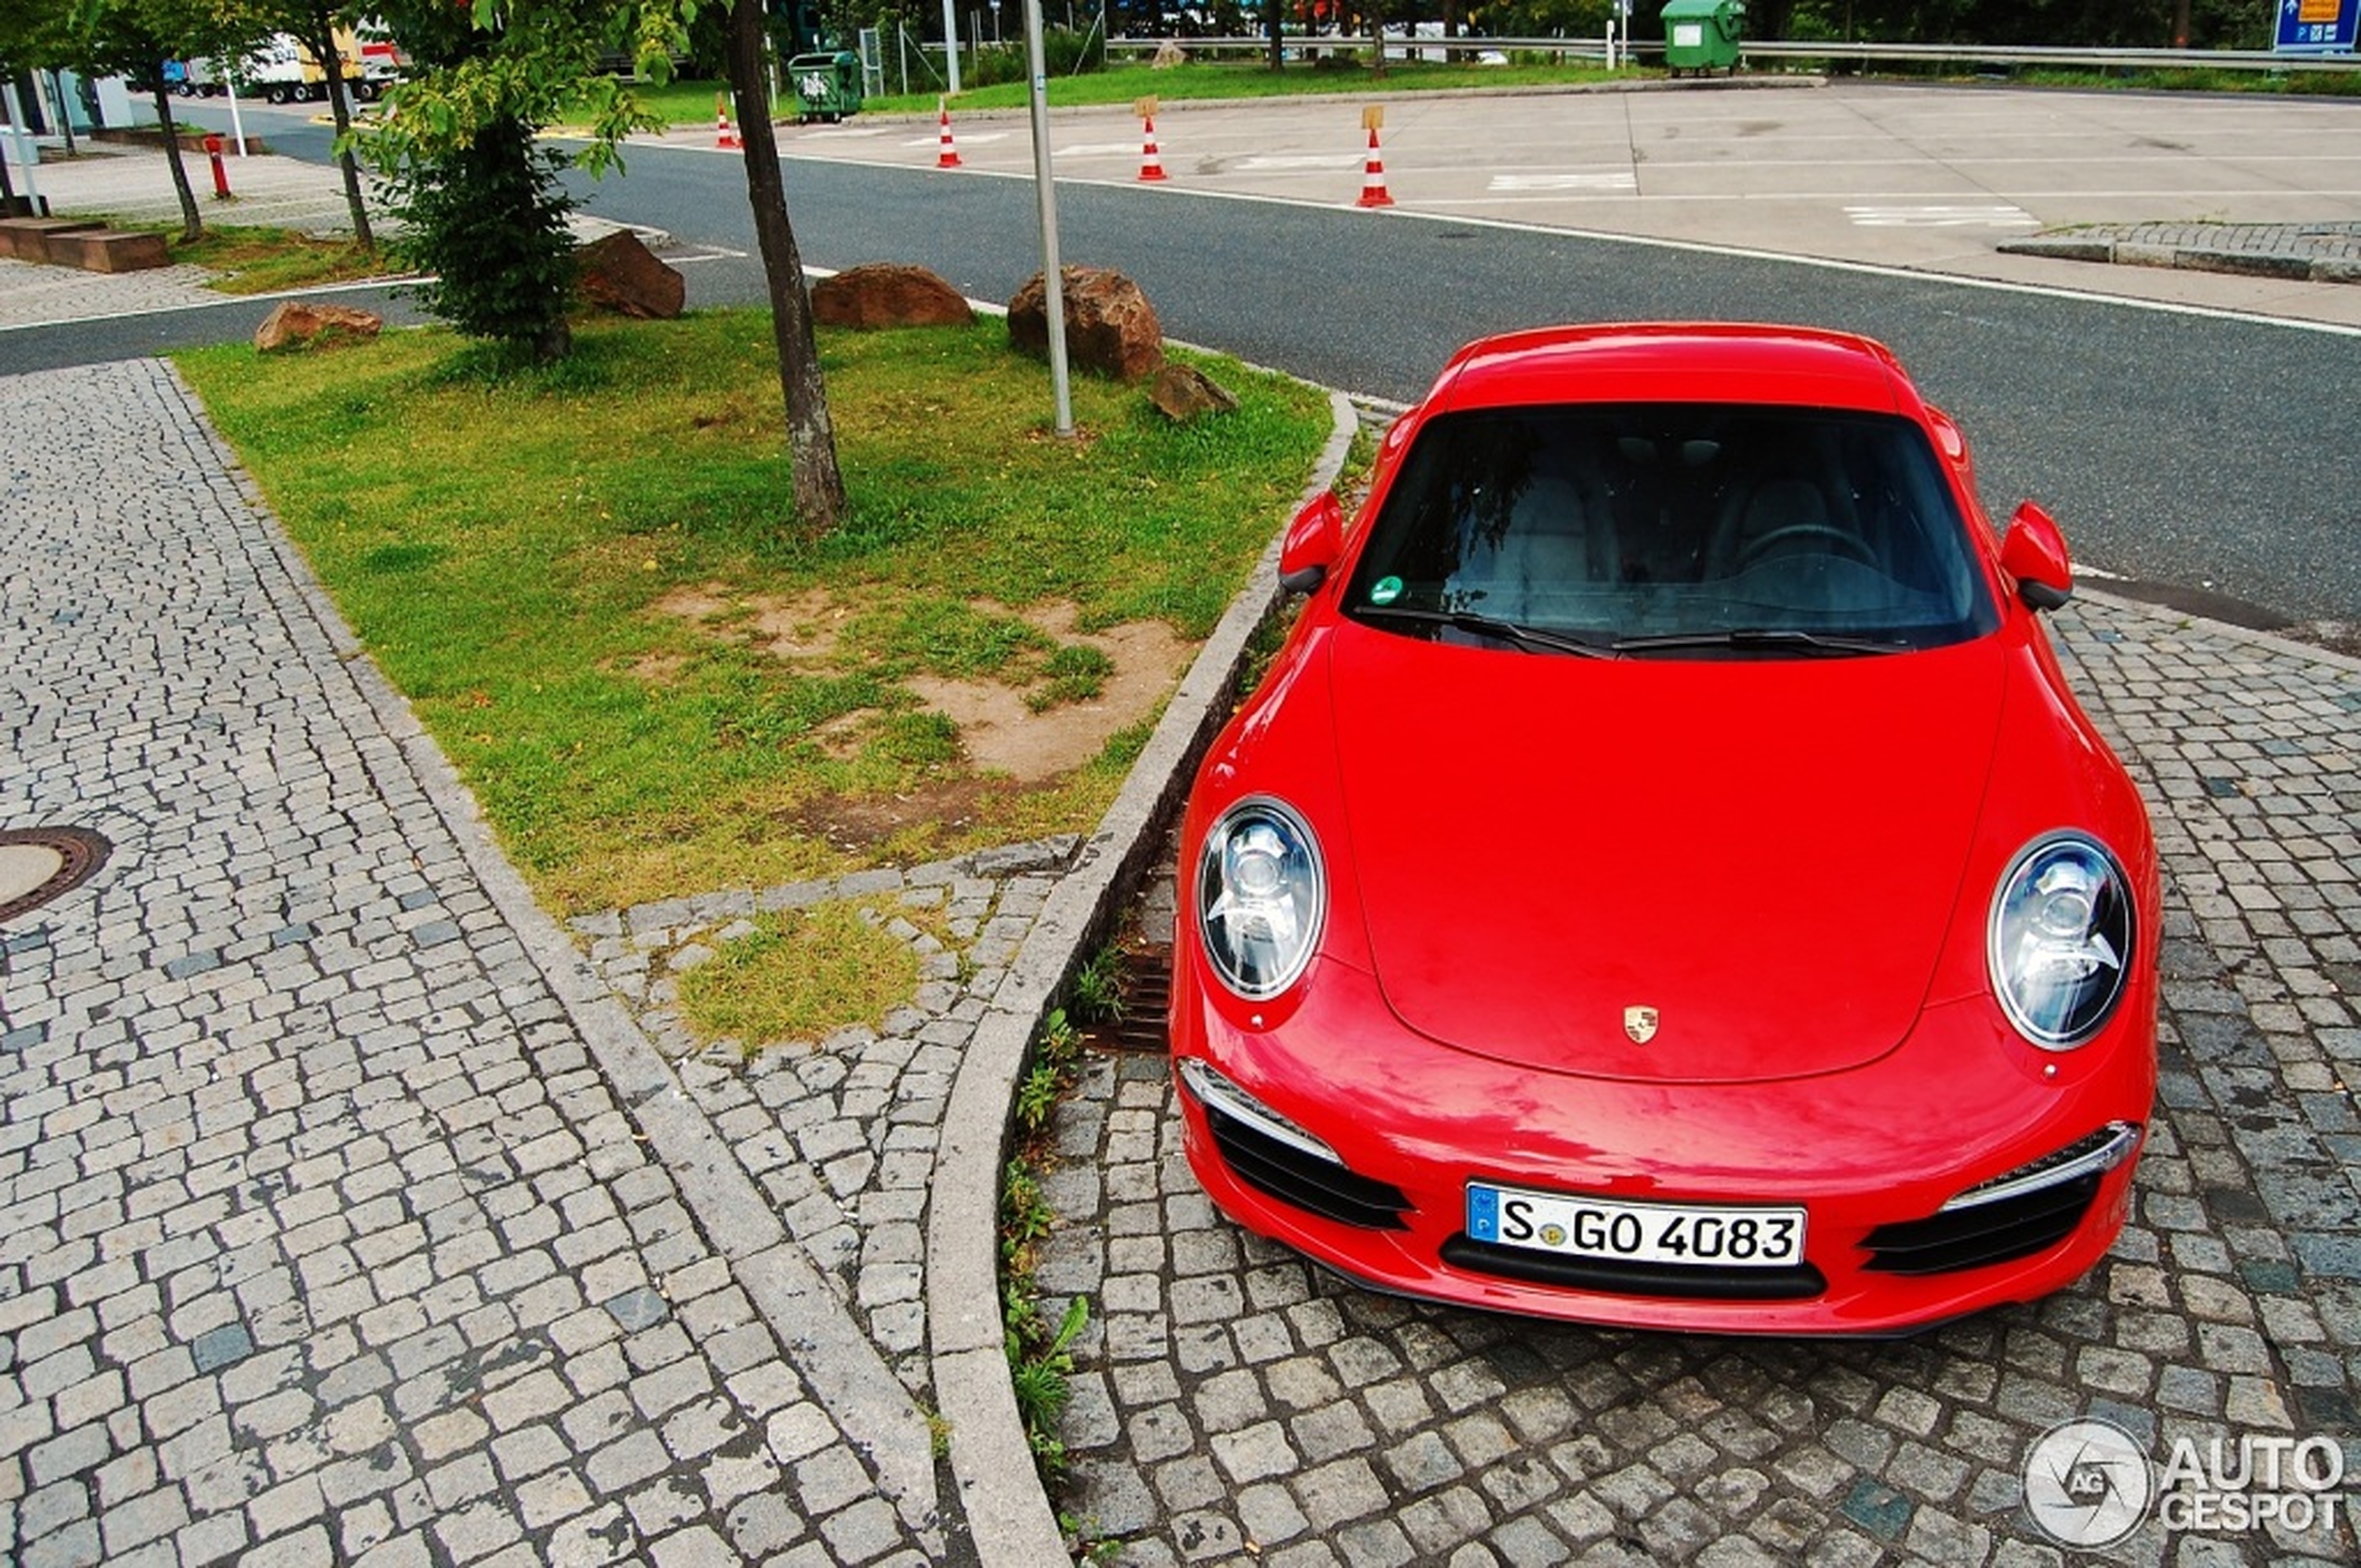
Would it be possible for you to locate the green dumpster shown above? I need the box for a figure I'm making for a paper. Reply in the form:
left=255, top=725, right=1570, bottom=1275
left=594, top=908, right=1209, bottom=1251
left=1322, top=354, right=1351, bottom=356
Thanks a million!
left=1662, top=0, right=1744, bottom=75
left=789, top=51, right=863, bottom=123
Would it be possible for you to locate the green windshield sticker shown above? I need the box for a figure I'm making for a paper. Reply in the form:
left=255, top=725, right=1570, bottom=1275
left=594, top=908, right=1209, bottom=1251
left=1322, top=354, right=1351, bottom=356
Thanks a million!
left=1370, top=575, right=1404, bottom=606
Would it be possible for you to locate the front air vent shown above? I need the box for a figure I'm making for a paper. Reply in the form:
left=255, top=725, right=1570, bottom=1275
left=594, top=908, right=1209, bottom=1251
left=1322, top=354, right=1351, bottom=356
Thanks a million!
left=1205, top=1105, right=1412, bottom=1232
left=1860, top=1172, right=2101, bottom=1275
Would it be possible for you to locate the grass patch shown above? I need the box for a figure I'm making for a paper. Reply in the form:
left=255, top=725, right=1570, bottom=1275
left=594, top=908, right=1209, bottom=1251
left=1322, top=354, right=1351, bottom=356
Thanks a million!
left=673, top=898, right=922, bottom=1048
left=602, top=59, right=1627, bottom=127
left=116, top=221, right=402, bottom=294
left=175, top=310, right=1330, bottom=915
left=867, top=56, right=1629, bottom=114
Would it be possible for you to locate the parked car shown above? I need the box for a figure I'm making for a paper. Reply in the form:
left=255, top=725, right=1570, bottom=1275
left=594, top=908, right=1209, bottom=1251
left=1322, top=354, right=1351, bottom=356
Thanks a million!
left=1170, top=322, right=2159, bottom=1336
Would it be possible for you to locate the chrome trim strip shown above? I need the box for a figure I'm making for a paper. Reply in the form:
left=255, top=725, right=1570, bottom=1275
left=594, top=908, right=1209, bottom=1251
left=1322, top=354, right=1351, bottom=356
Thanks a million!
left=1938, top=1121, right=2143, bottom=1213
left=1177, top=1058, right=1343, bottom=1167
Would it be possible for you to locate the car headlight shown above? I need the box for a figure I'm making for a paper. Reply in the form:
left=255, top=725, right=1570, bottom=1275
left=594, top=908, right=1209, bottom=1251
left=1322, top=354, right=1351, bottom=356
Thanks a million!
left=1988, top=833, right=2134, bottom=1048
left=1197, top=797, right=1325, bottom=1000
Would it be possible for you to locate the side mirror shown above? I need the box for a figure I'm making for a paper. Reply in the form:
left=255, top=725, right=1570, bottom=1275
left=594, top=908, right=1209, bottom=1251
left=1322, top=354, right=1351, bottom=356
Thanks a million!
left=1278, top=492, right=1344, bottom=595
left=1999, top=501, right=2073, bottom=613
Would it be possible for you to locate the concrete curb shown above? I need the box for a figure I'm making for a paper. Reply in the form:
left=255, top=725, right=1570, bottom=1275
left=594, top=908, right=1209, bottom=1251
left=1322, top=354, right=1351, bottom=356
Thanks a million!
left=2077, top=582, right=2361, bottom=678
left=153, top=363, right=949, bottom=1550
left=2001, top=232, right=2361, bottom=286
left=925, top=388, right=1360, bottom=1566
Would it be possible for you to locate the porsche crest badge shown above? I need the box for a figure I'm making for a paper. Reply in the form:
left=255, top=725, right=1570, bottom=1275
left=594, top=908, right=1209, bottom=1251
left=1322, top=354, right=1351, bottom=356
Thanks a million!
left=1623, top=1006, right=1659, bottom=1045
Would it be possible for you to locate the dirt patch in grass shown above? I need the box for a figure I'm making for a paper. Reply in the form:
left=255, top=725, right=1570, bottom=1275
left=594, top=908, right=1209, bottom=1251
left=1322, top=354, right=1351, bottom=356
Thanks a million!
left=794, top=777, right=999, bottom=855
left=653, top=585, right=1190, bottom=784
left=910, top=602, right=1192, bottom=781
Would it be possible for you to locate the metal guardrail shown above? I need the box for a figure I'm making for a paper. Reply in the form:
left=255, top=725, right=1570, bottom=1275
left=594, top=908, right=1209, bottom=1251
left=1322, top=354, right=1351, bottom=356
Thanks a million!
left=1105, top=35, right=2361, bottom=73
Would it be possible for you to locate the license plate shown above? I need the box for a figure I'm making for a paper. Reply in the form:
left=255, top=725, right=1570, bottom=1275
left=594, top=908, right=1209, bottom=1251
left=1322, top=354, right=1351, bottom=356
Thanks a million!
left=1467, top=1182, right=1806, bottom=1269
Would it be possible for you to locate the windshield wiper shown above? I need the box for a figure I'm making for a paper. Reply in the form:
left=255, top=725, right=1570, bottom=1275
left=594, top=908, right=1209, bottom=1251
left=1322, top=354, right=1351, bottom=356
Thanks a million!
left=1611, top=628, right=1908, bottom=657
left=1355, top=606, right=1617, bottom=658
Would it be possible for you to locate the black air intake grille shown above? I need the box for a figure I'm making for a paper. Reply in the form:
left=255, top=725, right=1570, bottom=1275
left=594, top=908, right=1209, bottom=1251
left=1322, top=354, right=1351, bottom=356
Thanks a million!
left=1441, top=1236, right=1827, bottom=1300
left=1205, top=1105, right=1411, bottom=1231
left=1860, top=1172, right=2102, bottom=1275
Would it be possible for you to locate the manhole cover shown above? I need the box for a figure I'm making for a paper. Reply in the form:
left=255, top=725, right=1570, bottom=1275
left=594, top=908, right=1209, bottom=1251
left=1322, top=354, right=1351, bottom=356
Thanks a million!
left=0, top=827, right=112, bottom=922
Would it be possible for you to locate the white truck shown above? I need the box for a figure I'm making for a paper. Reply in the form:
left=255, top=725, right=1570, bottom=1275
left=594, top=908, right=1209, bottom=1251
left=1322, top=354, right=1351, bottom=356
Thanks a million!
left=238, top=31, right=391, bottom=104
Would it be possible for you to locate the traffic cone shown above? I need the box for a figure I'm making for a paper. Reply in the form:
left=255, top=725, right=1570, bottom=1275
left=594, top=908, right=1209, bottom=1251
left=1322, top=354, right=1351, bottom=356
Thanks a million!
left=1356, top=125, right=1393, bottom=208
left=716, top=95, right=741, bottom=151
left=1137, top=114, right=1167, bottom=183
left=936, top=102, right=963, bottom=169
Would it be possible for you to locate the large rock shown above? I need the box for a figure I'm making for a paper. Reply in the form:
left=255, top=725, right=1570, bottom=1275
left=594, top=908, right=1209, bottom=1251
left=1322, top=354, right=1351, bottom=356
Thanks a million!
left=255, top=300, right=382, bottom=353
left=1150, top=362, right=1239, bottom=422
left=811, top=263, right=975, bottom=329
left=576, top=229, right=685, bottom=320
left=1007, top=267, right=1164, bottom=383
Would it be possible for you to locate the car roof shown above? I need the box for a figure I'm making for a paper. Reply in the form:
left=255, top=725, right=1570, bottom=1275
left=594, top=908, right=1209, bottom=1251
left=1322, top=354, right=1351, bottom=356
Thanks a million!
left=1427, top=323, right=1919, bottom=417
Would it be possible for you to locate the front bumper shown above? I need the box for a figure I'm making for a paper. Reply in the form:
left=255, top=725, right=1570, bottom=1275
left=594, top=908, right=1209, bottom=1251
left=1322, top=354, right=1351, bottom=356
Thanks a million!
left=1170, top=952, right=2156, bottom=1336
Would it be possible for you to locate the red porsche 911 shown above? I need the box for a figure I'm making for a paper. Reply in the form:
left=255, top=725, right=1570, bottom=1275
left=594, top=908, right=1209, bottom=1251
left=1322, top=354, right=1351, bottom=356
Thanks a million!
left=1170, top=323, right=2159, bottom=1335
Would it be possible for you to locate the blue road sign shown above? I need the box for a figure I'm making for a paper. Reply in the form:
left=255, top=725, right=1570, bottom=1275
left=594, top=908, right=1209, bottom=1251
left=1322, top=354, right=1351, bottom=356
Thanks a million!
left=2276, top=0, right=2358, bottom=52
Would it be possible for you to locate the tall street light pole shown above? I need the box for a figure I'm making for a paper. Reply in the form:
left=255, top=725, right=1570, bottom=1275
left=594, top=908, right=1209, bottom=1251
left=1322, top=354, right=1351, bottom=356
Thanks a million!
left=1020, top=0, right=1074, bottom=437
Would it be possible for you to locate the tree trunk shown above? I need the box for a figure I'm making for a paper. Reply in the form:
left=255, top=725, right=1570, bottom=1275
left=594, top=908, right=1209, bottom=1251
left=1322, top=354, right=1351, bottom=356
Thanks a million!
left=726, top=0, right=847, bottom=534
left=150, top=83, right=202, bottom=243
left=1266, top=0, right=1285, bottom=72
left=309, top=19, right=376, bottom=248
left=1368, top=0, right=1384, bottom=79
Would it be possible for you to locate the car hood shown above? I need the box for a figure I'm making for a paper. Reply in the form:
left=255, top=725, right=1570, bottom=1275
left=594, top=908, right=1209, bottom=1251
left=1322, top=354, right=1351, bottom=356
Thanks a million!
left=1328, top=625, right=2005, bottom=1084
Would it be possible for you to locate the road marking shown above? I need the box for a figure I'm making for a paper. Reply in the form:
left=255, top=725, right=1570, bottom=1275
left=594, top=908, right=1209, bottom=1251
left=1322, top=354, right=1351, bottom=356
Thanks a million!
left=902, top=131, right=1012, bottom=148
left=1049, top=142, right=1152, bottom=159
left=1845, top=204, right=2039, bottom=228
left=1235, top=153, right=1364, bottom=172
left=1487, top=171, right=1637, bottom=192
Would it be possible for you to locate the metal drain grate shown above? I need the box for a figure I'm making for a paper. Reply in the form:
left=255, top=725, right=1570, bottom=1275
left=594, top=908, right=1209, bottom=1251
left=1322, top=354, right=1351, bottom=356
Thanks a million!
left=0, top=827, right=112, bottom=923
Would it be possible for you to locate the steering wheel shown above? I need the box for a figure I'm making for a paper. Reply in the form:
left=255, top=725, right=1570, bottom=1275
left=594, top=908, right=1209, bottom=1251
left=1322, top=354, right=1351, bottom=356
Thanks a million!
left=1735, top=524, right=1876, bottom=571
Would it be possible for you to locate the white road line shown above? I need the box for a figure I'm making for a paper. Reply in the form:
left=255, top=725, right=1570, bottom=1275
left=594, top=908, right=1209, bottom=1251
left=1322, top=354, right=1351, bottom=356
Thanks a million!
left=1845, top=204, right=2040, bottom=229
left=902, top=131, right=1012, bottom=148
left=1234, top=153, right=1365, bottom=172
left=1487, top=172, right=1638, bottom=192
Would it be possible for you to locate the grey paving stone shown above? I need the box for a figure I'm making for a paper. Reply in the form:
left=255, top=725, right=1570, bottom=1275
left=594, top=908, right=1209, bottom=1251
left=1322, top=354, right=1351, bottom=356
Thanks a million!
left=0, top=362, right=948, bottom=1568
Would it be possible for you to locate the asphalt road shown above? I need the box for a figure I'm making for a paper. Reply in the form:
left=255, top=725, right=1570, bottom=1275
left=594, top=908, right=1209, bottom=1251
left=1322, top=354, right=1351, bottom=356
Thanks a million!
left=21, top=102, right=2361, bottom=627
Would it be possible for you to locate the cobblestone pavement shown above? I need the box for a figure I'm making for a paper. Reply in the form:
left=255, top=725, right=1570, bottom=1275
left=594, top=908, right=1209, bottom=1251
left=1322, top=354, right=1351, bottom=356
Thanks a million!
left=1042, top=600, right=2361, bottom=1567
left=569, top=845, right=1082, bottom=1398
left=2002, top=223, right=2361, bottom=286
left=0, top=359, right=1001, bottom=1567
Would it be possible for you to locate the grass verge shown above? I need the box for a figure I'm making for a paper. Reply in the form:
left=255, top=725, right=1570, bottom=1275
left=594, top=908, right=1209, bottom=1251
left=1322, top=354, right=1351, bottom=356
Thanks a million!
left=112, top=220, right=402, bottom=294
left=175, top=310, right=1331, bottom=916
left=609, top=58, right=1626, bottom=127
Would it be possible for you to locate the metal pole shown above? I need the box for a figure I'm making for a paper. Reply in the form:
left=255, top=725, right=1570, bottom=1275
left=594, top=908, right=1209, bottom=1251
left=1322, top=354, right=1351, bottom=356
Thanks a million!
left=943, top=0, right=962, bottom=91
left=225, top=74, right=249, bottom=156
left=1021, top=0, right=1073, bottom=438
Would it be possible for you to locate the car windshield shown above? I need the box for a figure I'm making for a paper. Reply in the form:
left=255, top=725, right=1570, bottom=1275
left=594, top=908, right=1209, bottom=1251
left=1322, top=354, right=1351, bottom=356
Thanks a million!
left=1342, top=403, right=1999, bottom=656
